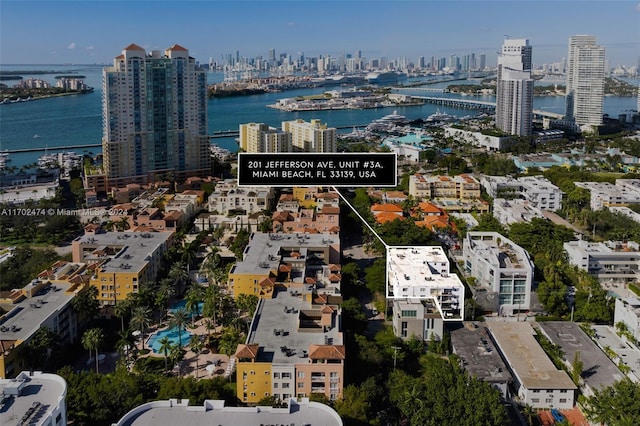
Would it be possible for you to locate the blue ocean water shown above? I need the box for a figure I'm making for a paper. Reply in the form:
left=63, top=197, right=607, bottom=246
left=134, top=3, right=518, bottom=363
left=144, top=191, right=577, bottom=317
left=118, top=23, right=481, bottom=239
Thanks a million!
left=0, top=65, right=637, bottom=168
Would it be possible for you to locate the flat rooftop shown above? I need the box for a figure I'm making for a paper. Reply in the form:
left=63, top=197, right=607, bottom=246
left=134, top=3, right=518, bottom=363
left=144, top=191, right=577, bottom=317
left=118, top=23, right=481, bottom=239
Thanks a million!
left=450, top=323, right=513, bottom=384
left=537, top=322, right=624, bottom=392
left=115, top=398, right=342, bottom=426
left=247, top=290, right=342, bottom=364
left=466, top=232, right=530, bottom=270
left=73, top=231, right=172, bottom=273
left=232, top=232, right=339, bottom=277
left=387, top=246, right=464, bottom=319
left=487, top=322, right=576, bottom=390
left=0, top=371, right=66, bottom=425
left=0, top=281, right=74, bottom=343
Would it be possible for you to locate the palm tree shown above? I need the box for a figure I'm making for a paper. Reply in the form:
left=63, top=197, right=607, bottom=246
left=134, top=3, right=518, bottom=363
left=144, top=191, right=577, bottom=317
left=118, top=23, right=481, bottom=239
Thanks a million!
left=130, top=306, right=152, bottom=351
left=114, top=300, right=130, bottom=333
left=202, top=285, right=221, bottom=335
left=185, top=291, right=202, bottom=327
left=169, top=261, right=189, bottom=295
left=190, top=336, right=204, bottom=378
left=117, top=216, right=130, bottom=231
left=116, top=329, right=135, bottom=361
left=158, top=336, right=173, bottom=373
left=81, top=328, right=104, bottom=373
left=156, top=278, right=175, bottom=323
left=169, top=308, right=189, bottom=347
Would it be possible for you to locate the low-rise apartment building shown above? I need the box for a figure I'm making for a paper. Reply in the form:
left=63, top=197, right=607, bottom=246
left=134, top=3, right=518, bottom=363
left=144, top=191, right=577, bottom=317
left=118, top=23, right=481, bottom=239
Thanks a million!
left=392, top=299, right=445, bottom=341
left=272, top=206, right=340, bottom=234
left=574, top=179, right=640, bottom=210
left=113, top=398, right=342, bottom=426
left=208, top=179, right=275, bottom=215
left=614, top=297, right=640, bottom=342
left=228, top=232, right=341, bottom=299
left=235, top=291, right=344, bottom=404
left=387, top=246, right=464, bottom=320
left=480, top=175, right=563, bottom=211
left=444, top=127, right=512, bottom=151
left=0, top=263, right=89, bottom=378
left=493, top=198, right=545, bottom=225
left=488, top=322, right=576, bottom=409
left=0, top=371, right=68, bottom=425
left=564, top=239, right=640, bottom=283
left=71, top=231, right=174, bottom=305
left=409, top=173, right=481, bottom=200
left=463, top=232, right=534, bottom=313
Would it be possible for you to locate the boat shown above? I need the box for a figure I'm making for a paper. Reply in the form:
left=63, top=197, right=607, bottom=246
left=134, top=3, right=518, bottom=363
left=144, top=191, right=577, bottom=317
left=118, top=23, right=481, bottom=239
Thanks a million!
left=426, top=109, right=457, bottom=122
left=365, top=71, right=408, bottom=85
left=33, top=134, right=41, bottom=139
left=0, top=151, right=10, bottom=170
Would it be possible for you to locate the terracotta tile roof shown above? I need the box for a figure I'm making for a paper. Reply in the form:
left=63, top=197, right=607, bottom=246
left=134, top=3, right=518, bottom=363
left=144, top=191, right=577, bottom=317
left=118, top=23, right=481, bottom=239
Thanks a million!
left=417, top=202, right=444, bottom=214
left=321, top=305, right=335, bottom=313
left=304, top=228, right=320, bottom=234
left=259, top=277, right=275, bottom=287
left=321, top=206, right=340, bottom=214
left=308, top=344, right=346, bottom=360
left=279, top=194, right=294, bottom=202
left=371, top=203, right=403, bottom=213
left=273, top=212, right=291, bottom=222
left=329, top=273, right=341, bottom=282
left=328, top=264, right=341, bottom=272
left=115, top=54, right=125, bottom=60
left=235, top=343, right=259, bottom=359
left=279, top=264, right=292, bottom=273
left=416, top=215, right=450, bottom=231
left=305, top=277, right=317, bottom=284
left=328, top=226, right=340, bottom=233
left=385, top=191, right=407, bottom=199
left=0, top=340, right=16, bottom=353
left=163, top=210, right=183, bottom=220
left=38, top=269, right=55, bottom=279
left=374, top=212, right=405, bottom=224
left=123, top=43, right=145, bottom=51
left=167, top=44, right=188, bottom=51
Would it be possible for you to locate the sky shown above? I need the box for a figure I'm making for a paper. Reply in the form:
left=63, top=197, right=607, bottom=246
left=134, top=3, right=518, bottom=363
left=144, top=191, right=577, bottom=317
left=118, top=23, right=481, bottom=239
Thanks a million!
left=1, top=0, right=639, bottom=67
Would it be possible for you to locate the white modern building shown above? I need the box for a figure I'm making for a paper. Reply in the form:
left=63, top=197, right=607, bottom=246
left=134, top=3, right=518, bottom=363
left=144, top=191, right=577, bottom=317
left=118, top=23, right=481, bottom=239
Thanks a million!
left=614, top=298, right=640, bottom=342
left=112, top=398, right=342, bottom=426
left=565, top=35, right=606, bottom=130
left=238, top=122, right=292, bottom=153
left=281, top=119, right=337, bottom=153
left=387, top=246, right=464, bottom=320
left=102, top=44, right=210, bottom=189
left=574, top=179, right=640, bottom=210
left=496, top=38, right=533, bottom=136
left=463, top=232, right=534, bottom=313
left=0, top=371, right=67, bottom=426
left=392, top=298, right=445, bottom=341
left=493, top=198, right=545, bottom=225
left=480, top=175, right=563, bottom=211
left=207, top=179, right=275, bottom=216
left=488, top=322, right=576, bottom=410
left=563, top=239, right=640, bottom=283
left=444, top=127, right=512, bottom=151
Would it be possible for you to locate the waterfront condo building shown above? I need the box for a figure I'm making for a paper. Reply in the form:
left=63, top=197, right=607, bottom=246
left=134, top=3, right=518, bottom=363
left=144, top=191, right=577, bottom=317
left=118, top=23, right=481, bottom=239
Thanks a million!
left=102, top=44, right=210, bottom=189
left=281, top=119, right=337, bottom=153
left=239, top=123, right=292, bottom=152
left=565, top=35, right=606, bottom=130
left=495, top=38, right=533, bottom=136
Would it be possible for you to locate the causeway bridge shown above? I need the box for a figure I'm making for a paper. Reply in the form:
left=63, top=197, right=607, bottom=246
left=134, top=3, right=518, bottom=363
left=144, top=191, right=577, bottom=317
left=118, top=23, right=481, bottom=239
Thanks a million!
left=411, top=95, right=563, bottom=119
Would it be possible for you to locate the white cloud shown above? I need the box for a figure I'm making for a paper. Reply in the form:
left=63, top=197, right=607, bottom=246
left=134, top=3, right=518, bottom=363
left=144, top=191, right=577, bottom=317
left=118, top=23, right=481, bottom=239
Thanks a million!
left=86, top=45, right=94, bottom=51
left=67, top=42, right=76, bottom=50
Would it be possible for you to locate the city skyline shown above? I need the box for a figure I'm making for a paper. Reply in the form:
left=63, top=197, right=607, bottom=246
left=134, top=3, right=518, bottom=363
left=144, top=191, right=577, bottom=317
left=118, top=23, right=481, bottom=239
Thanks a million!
left=1, top=1, right=639, bottom=67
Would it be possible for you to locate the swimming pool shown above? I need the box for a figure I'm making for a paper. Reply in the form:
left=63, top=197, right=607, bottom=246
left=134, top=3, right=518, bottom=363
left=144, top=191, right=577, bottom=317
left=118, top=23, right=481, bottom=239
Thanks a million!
left=147, top=327, right=192, bottom=353
left=168, top=300, right=204, bottom=316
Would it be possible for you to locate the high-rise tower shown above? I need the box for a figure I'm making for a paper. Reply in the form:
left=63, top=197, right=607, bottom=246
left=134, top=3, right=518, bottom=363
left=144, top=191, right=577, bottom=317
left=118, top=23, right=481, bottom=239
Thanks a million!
left=102, top=44, right=210, bottom=189
left=565, top=35, right=605, bottom=129
left=495, top=38, right=533, bottom=136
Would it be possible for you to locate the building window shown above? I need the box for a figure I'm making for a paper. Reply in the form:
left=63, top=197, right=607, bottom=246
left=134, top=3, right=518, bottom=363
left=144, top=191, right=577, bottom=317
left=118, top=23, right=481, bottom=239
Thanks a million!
left=401, top=310, right=417, bottom=318
left=531, top=398, right=539, bottom=403
left=298, top=371, right=305, bottom=378
left=560, top=398, right=567, bottom=403
left=274, top=372, right=280, bottom=378
left=282, top=383, right=290, bottom=389
left=298, top=382, right=304, bottom=388
left=545, top=398, right=553, bottom=404
left=282, top=372, right=291, bottom=379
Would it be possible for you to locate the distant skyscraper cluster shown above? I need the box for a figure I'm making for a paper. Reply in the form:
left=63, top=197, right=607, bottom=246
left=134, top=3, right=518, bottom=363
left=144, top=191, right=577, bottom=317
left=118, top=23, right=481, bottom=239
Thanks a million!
left=102, top=44, right=210, bottom=188
left=495, top=38, right=533, bottom=136
left=565, top=35, right=606, bottom=130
